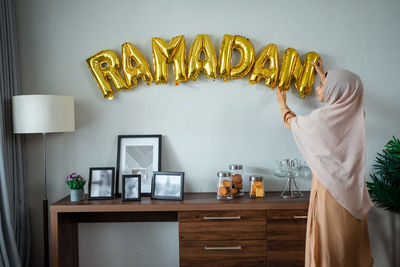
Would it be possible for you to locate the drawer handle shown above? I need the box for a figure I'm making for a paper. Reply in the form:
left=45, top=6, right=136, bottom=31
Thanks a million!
left=203, top=216, right=241, bottom=220
left=204, top=246, right=242, bottom=250
left=293, top=215, right=308, bottom=219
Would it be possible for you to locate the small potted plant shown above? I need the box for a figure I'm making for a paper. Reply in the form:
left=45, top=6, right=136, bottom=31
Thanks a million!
left=66, top=172, right=86, bottom=202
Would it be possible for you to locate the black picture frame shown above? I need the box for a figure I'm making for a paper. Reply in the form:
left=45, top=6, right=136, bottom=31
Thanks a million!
left=151, top=171, right=184, bottom=201
left=88, top=167, right=115, bottom=200
left=116, top=135, right=162, bottom=197
left=122, top=175, right=141, bottom=201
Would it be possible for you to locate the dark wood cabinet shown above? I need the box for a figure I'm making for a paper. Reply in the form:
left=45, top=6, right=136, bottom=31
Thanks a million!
left=267, top=209, right=308, bottom=267
left=179, top=211, right=267, bottom=266
left=50, top=192, right=309, bottom=267
left=179, top=208, right=308, bottom=267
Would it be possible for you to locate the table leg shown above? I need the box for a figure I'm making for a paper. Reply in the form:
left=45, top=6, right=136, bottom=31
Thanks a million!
left=50, top=212, right=79, bottom=267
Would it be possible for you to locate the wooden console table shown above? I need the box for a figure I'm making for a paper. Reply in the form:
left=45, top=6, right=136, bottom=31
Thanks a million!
left=50, top=192, right=310, bottom=267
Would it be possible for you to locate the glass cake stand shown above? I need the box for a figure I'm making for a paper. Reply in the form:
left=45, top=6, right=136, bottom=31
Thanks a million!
left=275, top=159, right=308, bottom=199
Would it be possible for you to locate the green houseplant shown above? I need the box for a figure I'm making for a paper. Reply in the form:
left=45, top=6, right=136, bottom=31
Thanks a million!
left=367, top=136, right=400, bottom=214
left=66, top=172, right=86, bottom=201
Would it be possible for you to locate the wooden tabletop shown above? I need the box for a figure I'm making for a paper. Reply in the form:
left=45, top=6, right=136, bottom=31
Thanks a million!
left=50, top=192, right=310, bottom=213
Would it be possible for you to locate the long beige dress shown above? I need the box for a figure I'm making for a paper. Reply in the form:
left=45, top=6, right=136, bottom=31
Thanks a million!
left=280, top=105, right=374, bottom=267
left=306, top=175, right=374, bottom=267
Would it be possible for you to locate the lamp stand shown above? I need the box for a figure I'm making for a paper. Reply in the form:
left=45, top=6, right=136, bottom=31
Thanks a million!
left=42, top=133, right=49, bottom=267
left=12, top=95, right=75, bottom=267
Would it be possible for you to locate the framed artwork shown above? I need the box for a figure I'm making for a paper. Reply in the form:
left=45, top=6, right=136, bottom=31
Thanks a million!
left=151, top=171, right=184, bottom=200
left=88, top=167, right=115, bottom=200
left=116, top=135, right=161, bottom=196
left=122, top=174, right=141, bottom=201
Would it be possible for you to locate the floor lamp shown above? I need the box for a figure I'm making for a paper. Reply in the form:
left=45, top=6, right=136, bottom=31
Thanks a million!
left=12, top=95, right=75, bottom=267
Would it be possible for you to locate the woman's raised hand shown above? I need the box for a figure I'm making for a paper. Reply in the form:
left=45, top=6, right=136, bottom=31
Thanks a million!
left=311, top=59, right=325, bottom=80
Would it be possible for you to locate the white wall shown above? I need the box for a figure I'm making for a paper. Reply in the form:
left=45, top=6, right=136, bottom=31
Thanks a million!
left=15, top=0, right=400, bottom=266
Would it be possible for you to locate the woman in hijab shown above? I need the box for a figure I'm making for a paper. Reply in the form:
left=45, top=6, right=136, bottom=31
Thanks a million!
left=276, top=59, right=374, bottom=267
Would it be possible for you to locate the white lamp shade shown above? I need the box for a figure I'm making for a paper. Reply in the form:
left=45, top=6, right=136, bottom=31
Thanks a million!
left=12, top=95, right=75, bottom=134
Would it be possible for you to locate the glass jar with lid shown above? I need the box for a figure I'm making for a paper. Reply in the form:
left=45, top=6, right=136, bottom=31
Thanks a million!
left=229, top=164, right=244, bottom=196
left=217, top=171, right=233, bottom=200
left=249, top=176, right=264, bottom=198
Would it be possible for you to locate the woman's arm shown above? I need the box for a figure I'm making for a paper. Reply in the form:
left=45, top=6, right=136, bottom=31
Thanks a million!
left=276, top=89, right=296, bottom=129
left=276, top=59, right=324, bottom=129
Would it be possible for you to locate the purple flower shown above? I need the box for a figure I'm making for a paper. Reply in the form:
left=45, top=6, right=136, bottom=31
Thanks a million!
left=66, top=172, right=84, bottom=182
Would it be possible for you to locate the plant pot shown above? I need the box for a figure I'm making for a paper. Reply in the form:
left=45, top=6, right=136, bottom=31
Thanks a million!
left=70, top=188, right=84, bottom=202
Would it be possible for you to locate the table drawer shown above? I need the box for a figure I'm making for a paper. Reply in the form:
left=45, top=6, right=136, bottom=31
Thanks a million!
left=179, top=211, right=266, bottom=241
left=180, top=240, right=266, bottom=267
left=267, top=209, right=308, bottom=221
left=267, top=210, right=308, bottom=241
left=267, top=209, right=308, bottom=267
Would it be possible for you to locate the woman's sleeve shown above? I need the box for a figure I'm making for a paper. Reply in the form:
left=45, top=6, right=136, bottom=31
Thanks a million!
left=280, top=105, right=296, bottom=129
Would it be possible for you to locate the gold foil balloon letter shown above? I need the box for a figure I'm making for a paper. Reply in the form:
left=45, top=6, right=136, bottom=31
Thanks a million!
left=278, top=48, right=320, bottom=98
left=248, top=43, right=279, bottom=88
left=278, top=48, right=299, bottom=91
left=296, top=52, right=320, bottom=98
left=218, top=34, right=255, bottom=81
left=122, top=42, right=153, bottom=88
left=187, top=34, right=217, bottom=81
left=230, top=36, right=255, bottom=80
left=87, top=50, right=128, bottom=99
left=218, top=34, right=234, bottom=81
left=152, top=35, right=187, bottom=85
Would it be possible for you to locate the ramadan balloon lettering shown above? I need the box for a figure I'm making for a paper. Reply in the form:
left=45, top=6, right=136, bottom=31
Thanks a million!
left=86, top=34, right=320, bottom=100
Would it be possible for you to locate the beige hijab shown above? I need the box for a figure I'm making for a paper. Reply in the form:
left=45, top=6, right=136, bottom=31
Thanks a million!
left=291, top=69, right=373, bottom=220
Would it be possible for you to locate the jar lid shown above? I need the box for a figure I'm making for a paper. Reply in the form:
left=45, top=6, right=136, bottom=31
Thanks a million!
left=249, top=175, right=263, bottom=181
left=229, top=164, right=243, bottom=170
left=217, top=171, right=232, bottom=177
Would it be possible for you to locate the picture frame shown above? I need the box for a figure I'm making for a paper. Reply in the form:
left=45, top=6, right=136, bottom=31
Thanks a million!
left=88, top=167, right=115, bottom=200
left=116, top=135, right=161, bottom=196
left=151, top=171, right=184, bottom=200
left=122, top=174, right=141, bottom=201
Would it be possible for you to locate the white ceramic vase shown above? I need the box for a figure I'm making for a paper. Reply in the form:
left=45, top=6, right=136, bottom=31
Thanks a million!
left=70, top=188, right=84, bottom=202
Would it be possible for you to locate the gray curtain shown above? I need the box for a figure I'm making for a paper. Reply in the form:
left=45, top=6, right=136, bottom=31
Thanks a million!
left=0, top=0, right=31, bottom=266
